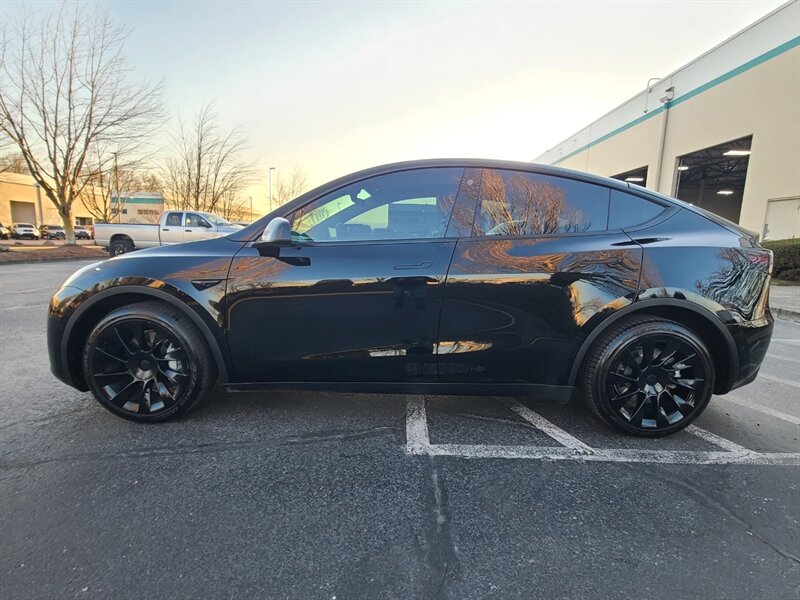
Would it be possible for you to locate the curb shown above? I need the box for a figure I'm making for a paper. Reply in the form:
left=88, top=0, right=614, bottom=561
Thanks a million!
left=773, top=307, right=800, bottom=323
left=0, top=255, right=105, bottom=267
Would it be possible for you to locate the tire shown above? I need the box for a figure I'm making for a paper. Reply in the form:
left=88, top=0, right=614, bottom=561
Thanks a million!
left=109, top=238, right=134, bottom=256
left=82, top=301, right=217, bottom=422
left=581, top=316, right=714, bottom=437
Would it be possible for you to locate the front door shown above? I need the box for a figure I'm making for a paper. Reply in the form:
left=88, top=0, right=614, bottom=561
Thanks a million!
left=225, top=167, right=467, bottom=384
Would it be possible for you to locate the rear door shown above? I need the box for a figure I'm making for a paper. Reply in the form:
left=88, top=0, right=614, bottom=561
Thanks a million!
left=225, top=167, right=473, bottom=384
left=437, top=168, right=644, bottom=385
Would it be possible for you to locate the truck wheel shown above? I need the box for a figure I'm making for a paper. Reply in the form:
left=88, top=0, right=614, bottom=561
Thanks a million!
left=82, top=301, right=217, bottom=422
left=110, top=238, right=134, bottom=256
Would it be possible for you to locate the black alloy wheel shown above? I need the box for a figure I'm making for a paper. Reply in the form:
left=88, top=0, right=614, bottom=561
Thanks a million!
left=582, top=316, right=714, bottom=437
left=83, top=301, right=215, bottom=422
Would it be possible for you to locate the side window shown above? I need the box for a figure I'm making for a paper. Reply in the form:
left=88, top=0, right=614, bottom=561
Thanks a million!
left=289, top=168, right=464, bottom=243
left=609, top=190, right=665, bottom=229
left=185, top=213, right=209, bottom=228
left=165, top=212, right=182, bottom=227
left=474, top=169, right=610, bottom=236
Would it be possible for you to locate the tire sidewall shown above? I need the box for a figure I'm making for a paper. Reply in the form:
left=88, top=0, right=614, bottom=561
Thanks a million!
left=590, top=321, right=715, bottom=436
left=83, top=307, right=203, bottom=422
left=111, top=241, right=129, bottom=256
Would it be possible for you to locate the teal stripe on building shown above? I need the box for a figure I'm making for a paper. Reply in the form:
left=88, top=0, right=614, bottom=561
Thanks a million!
left=552, top=36, right=800, bottom=165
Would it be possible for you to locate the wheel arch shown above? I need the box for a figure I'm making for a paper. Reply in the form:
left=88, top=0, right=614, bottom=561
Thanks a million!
left=568, top=299, right=739, bottom=394
left=62, top=286, right=229, bottom=390
left=109, top=234, right=135, bottom=248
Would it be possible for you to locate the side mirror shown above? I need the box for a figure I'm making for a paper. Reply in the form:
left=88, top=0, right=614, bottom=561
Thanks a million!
left=260, top=217, right=292, bottom=244
left=255, top=217, right=292, bottom=257
left=200, top=220, right=212, bottom=228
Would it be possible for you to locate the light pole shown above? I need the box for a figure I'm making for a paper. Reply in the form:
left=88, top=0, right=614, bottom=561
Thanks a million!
left=268, top=166, right=276, bottom=212
left=112, top=151, right=121, bottom=223
left=34, top=183, right=43, bottom=228
left=248, top=196, right=253, bottom=222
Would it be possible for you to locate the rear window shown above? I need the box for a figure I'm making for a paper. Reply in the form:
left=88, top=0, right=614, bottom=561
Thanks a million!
left=608, top=190, right=665, bottom=229
left=474, top=169, right=609, bottom=236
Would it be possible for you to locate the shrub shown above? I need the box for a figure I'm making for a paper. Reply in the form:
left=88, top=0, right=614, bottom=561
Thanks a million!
left=763, top=238, right=800, bottom=282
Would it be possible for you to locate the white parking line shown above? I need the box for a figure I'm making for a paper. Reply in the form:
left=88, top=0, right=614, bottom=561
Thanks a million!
left=758, top=372, right=800, bottom=389
left=685, top=425, right=752, bottom=455
left=416, top=443, right=800, bottom=466
left=719, top=395, right=800, bottom=426
left=405, top=396, right=431, bottom=454
left=405, top=398, right=800, bottom=466
left=767, top=350, right=800, bottom=364
left=505, top=399, right=594, bottom=454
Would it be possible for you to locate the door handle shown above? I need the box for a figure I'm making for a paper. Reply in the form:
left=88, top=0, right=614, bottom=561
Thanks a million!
left=185, top=229, right=192, bottom=232
left=394, top=261, right=433, bottom=270
left=163, top=228, right=170, bottom=231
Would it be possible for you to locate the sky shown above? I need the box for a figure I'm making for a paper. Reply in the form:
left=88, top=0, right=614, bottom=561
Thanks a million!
left=7, top=0, right=789, bottom=213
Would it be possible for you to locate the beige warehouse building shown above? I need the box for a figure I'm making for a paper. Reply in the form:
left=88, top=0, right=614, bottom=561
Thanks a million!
left=535, top=0, right=799, bottom=241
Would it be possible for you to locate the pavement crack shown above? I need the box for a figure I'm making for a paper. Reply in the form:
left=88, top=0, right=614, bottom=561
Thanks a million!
left=0, top=426, right=400, bottom=470
left=631, top=464, right=800, bottom=566
left=422, top=456, right=460, bottom=599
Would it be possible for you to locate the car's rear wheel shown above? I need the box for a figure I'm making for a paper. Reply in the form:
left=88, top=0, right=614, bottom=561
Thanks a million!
left=582, top=316, right=714, bottom=437
left=82, top=301, right=216, bottom=422
left=110, top=238, right=134, bottom=256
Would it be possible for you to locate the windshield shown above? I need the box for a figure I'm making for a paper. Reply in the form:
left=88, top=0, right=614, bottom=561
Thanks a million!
left=201, top=213, right=232, bottom=226
left=16, top=223, right=33, bottom=228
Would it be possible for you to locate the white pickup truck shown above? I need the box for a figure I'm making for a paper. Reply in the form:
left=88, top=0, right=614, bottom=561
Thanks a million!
left=94, top=211, right=244, bottom=256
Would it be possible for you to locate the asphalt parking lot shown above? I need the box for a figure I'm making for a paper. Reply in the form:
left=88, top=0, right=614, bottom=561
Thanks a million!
left=1, top=260, right=798, bottom=599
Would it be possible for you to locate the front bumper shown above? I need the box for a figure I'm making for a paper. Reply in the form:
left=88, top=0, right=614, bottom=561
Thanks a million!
left=47, top=285, right=89, bottom=390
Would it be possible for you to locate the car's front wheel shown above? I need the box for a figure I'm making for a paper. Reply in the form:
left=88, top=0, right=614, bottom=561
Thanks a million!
left=82, top=301, right=216, bottom=422
left=582, top=316, right=714, bottom=437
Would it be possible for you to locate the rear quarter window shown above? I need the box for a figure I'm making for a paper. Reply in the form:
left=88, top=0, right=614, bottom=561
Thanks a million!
left=609, top=190, right=666, bottom=229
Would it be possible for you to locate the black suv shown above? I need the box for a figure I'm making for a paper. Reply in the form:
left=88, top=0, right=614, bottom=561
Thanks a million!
left=48, top=160, right=774, bottom=436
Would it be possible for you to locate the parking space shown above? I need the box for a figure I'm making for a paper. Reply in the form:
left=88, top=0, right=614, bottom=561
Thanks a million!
left=1, top=260, right=798, bottom=599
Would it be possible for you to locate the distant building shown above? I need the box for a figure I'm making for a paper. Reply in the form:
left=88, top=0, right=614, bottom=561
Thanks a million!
left=535, top=1, right=799, bottom=240
left=111, top=193, right=165, bottom=223
left=0, top=172, right=96, bottom=227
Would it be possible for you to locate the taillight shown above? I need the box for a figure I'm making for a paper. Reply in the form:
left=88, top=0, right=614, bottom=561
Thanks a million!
left=742, top=249, right=773, bottom=274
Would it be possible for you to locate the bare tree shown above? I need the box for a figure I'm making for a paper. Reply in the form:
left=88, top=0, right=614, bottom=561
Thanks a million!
left=0, top=4, right=163, bottom=242
left=162, top=104, right=255, bottom=215
left=273, top=165, right=309, bottom=207
left=80, top=146, right=160, bottom=223
left=218, top=190, right=250, bottom=223
left=0, top=151, right=28, bottom=174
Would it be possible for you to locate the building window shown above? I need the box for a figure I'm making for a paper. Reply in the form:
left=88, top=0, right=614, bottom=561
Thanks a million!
left=674, top=135, right=752, bottom=224
left=611, top=166, right=649, bottom=186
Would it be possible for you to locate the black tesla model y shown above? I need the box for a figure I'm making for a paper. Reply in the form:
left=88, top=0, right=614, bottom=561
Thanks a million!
left=48, top=160, right=774, bottom=436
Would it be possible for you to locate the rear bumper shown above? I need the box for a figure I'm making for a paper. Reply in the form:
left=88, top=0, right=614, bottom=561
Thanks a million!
left=725, top=312, right=774, bottom=393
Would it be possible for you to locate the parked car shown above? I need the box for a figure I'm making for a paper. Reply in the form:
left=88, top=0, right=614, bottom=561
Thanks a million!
left=0, top=223, right=9, bottom=240
left=41, top=225, right=66, bottom=240
left=11, top=223, right=40, bottom=240
left=48, top=159, right=774, bottom=435
left=93, top=211, right=243, bottom=256
left=74, top=226, right=92, bottom=240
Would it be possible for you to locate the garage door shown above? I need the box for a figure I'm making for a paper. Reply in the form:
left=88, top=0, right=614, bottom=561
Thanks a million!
left=9, top=201, right=36, bottom=224
left=764, top=197, right=800, bottom=241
